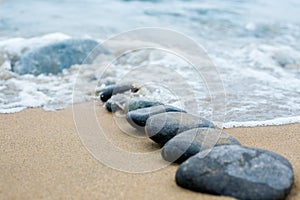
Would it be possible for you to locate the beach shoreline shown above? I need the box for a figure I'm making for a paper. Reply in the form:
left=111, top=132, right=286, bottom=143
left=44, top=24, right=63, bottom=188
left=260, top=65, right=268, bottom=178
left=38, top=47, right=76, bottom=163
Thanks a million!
left=1, top=105, right=299, bottom=199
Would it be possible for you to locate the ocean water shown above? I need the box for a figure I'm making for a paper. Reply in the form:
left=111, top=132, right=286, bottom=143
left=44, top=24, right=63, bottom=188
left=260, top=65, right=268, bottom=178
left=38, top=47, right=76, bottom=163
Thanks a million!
left=0, top=0, right=300, bottom=127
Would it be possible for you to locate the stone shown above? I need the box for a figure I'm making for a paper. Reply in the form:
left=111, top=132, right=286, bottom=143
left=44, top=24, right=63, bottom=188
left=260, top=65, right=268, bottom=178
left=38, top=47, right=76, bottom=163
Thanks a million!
left=126, top=98, right=163, bottom=112
left=162, top=128, right=240, bottom=163
left=13, top=39, right=99, bottom=75
left=100, top=84, right=138, bottom=102
left=176, top=145, right=294, bottom=200
left=145, top=112, right=214, bottom=145
left=105, top=94, right=129, bottom=112
left=126, top=105, right=186, bottom=130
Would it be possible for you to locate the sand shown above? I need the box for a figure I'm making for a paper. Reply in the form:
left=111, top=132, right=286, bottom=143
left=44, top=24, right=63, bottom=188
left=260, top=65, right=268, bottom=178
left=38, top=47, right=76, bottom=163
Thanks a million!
left=0, top=103, right=299, bottom=199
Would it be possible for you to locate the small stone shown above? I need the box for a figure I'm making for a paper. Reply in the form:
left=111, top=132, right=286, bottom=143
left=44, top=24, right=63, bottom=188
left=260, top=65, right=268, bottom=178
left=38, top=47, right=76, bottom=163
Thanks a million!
left=162, top=128, right=240, bottom=163
left=126, top=105, right=186, bottom=130
left=105, top=94, right=129, bottom=112
left=145, top=112, right=214, bottom=145
left=126, top=98, right=163, bottom=112
left=176, top=145, right=294, bottom=200
left=100, top=84, right=138, bottom=102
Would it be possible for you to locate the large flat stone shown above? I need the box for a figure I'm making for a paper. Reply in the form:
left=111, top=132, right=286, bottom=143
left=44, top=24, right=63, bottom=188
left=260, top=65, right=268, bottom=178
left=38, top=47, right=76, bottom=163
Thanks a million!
left=176, top=145, right=294, bottom=200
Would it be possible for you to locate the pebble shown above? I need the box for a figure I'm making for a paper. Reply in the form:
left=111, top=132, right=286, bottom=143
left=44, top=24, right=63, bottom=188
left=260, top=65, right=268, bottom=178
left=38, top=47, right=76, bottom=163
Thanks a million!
left=105, top=94, right=129, bottom=112
left=176, top=145, right=294, bottom=200
left=145, top=112, right=214, bottom=145
left=13, top=39, right=99, bottom=75
left=100, top=84, right=138, bottom=102
left=126, top=99, right=163, bottom=112
left=126, top=105, right=186, bottom=130
left=162, top=128, right=240, bottom=163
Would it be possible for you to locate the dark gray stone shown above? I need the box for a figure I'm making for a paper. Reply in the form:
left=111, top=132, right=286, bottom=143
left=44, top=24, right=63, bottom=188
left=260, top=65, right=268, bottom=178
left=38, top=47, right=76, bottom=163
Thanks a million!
left=145, top=112, right=214, bottom=145
left=126, top=98, right=163, bottom=112
left=100, top=84, right=138, bottom=102
left=176, top=145, right=294, bottom=200
left=162, top=128, right=240, bottom=163
left=105, top=94, right=129, bottom=112
left=13, top=39, right=100, bottom=75
left=126, top=105, right=186, bottom=130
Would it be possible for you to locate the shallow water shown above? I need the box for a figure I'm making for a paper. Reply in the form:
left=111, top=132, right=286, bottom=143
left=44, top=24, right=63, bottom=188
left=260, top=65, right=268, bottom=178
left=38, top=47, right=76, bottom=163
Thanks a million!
left=0, top=0, right=300, bottom=127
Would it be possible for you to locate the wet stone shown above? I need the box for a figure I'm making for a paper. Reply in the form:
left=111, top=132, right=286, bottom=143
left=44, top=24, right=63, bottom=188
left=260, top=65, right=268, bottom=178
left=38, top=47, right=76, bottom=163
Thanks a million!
left=100, top=84, right=138, bottom=102
left=176, top=145, right=294, bottom=200
left=14, top=39, right=99, bottom=75
left=126, top=105, right=186, bottom=130
left=126, top=99, right=163, bottom=112
left=162, top=128, right=240, bottom=163
left=105, top=94, right=129, bottom=112
left=145, top=112, right=214, bottom=146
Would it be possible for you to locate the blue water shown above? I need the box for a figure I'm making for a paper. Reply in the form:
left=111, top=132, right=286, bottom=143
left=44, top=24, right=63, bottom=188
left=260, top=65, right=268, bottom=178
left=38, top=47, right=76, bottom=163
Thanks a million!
left=1, top=0, right=299, bottom=39
left=0, top=0, right=300, bottom=127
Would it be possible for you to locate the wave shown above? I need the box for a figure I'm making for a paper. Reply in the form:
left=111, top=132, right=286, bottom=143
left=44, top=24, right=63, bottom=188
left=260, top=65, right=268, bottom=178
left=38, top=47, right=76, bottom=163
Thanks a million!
left=1, top=0, right=300, bottom=129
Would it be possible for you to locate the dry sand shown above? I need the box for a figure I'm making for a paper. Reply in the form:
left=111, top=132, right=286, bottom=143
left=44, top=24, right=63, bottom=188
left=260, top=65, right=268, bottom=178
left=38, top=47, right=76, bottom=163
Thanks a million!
left=0, top=103, right=299, bottom=199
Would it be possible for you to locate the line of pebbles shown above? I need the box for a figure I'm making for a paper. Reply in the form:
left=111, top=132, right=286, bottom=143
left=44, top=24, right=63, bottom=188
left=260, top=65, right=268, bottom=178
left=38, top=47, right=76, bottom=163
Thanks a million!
left=99, top=83, right=294, bottom=200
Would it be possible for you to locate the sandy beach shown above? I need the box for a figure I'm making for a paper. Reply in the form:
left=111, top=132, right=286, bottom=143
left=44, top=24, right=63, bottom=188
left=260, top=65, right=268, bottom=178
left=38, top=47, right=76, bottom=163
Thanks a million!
left=0, top=103, right=299, bottom=199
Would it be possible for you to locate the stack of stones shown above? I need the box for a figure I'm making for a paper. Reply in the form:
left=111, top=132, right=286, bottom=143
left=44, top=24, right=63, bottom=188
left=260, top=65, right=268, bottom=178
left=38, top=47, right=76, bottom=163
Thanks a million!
left=100, top=84, right=294, bottom=200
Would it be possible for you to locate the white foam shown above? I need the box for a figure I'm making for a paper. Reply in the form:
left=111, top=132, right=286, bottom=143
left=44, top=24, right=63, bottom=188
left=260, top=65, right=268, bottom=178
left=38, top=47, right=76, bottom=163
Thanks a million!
left=223, top=116, right=300, bottom=128
left=0, top=33, right=71, bottom=55
left=0, top=107, right=26, bottom=114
